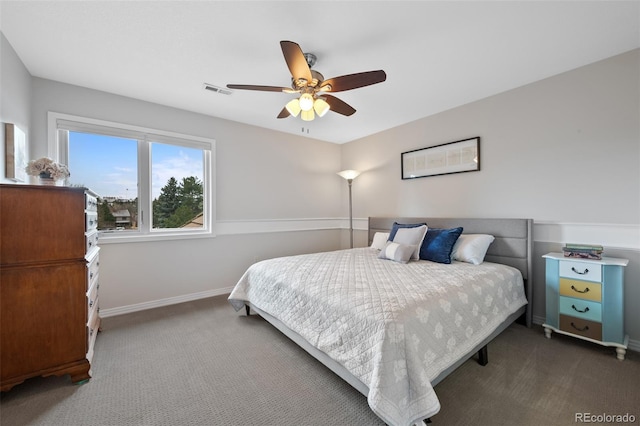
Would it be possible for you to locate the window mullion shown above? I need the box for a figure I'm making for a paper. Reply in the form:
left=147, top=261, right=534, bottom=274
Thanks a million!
left=138, top=138, right=151, bottom=234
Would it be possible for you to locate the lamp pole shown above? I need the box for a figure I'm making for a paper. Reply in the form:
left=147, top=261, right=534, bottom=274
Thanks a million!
left=337, top=170, right=360, bottom=249
left=347, top=178, right=354, bottom=248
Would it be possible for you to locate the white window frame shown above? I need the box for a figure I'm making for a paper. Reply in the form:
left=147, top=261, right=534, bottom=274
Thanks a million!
left=48, top=112, right=216, bottom=243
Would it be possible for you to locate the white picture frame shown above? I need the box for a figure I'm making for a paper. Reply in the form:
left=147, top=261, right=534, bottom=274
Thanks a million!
left=5, top=123, right=27, bottom=182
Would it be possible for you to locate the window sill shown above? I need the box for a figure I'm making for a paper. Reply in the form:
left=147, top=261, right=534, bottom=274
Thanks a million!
left=97, top=229, right=215, bottom=244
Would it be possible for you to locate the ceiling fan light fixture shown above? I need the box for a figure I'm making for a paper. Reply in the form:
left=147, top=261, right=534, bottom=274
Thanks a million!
left=301, top=109, right=315, bottom=121
left=299, top=93, right=314, bottom=111
left=285, top=98, right=301, bottom=117
left=313, top=98, right=330, bottom=117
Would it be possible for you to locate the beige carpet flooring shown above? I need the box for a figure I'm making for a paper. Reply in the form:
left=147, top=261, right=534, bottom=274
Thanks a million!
left=1, top=295, right=638, bottom=426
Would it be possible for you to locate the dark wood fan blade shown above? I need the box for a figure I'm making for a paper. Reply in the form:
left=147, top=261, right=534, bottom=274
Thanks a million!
left=323, top=94, right=356, bottom=116
left=226, top=84, right=289, bottom=92
left=280, top=41, right=312, bottom=82
left=320, top=70, right=386, bottom=92
left=277, top=107, right=290, bottom=119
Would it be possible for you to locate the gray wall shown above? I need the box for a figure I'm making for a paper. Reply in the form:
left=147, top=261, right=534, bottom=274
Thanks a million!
left=0, top=32, right=32, bottom=183
left=340, top=49, right=640, bottom=348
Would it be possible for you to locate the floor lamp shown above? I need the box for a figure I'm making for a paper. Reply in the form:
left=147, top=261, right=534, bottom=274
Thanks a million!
left=337, top=170, right=360, bottom=248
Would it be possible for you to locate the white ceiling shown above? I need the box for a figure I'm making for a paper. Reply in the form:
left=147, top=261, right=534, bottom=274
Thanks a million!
left=1, top=1, right=638, bottom=144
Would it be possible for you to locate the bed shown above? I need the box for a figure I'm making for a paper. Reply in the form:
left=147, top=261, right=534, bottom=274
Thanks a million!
left=228, top=217, right=533, bottom=425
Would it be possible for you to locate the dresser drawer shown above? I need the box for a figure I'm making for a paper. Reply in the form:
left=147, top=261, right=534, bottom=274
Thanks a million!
left=559, top=278, right=601, bottom=302
left=86, top=304, right=100, bottom=363
left=87, top=280, right=99, bottom=314
left=85, top=193, right=98, bottom=212
left=559, top=296, right=602, bottom=322
left=85, top=231, right=98, bottom=254
left=559, top=260, right=602, bottom=282
left=559, top=314, right=602, bottom=341
left=86, top=212, right=98, bottom=232
left=87, top=252, right=99, bottom=288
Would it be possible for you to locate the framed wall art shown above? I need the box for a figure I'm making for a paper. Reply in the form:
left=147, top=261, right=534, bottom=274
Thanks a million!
left=5, top=123, right=27, bottom=182
left=401, top=136, right=480, bottom=180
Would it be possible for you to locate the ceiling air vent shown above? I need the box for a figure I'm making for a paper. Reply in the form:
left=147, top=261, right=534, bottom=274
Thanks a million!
left=203, top=83, right=232, bottom=95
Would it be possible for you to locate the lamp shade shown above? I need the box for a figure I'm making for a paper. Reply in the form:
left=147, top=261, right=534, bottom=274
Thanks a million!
left=337, top=170, right=360, bottom=180
left=285, top=98, right=301, bottom=117
left=301, top=109, right=315, bottom=121
left=313, top=98, right=330, bottom=117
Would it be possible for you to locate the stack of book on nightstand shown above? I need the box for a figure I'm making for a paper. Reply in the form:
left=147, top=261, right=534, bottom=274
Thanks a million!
left=562, top=243, right=604, bottom=260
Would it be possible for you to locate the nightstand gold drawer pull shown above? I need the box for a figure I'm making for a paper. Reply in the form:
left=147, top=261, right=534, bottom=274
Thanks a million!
left=572, top=304, right=589, bottom=314
left=570, top=285, right=589, bottom=294
left=570, top=322, right=589, bottom=332
left=571, top=267, right=589, bottom=275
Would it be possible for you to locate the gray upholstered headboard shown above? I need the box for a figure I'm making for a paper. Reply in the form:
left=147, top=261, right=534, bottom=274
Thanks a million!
left=368, top=217, right=533, bottom=327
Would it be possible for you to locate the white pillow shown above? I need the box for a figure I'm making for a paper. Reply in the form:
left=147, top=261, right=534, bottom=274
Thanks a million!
left=370, top=232, right=390, bottom=250
left=451, top=234, right=495, bottom=265
left=392, top=225, right=428, bottom=260
left=378, top=241, right=416, bottom=264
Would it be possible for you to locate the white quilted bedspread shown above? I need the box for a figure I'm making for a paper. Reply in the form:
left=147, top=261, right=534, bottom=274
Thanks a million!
left=228, top=248, right=527, bottom=426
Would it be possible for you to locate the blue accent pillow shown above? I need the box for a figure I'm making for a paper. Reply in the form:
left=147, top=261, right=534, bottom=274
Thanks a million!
left=419, top=227, right=464, bottom=264
left=388, top=222, right=427, bottom=241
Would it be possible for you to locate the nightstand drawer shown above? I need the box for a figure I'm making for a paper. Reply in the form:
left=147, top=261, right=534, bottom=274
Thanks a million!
left=559, top=260, right=602, bottom=282
left=559, top=278, right=602, bottom=302
left=559, top=296, right=602, bottom=322
left=559, top=315, right=602, bottom=341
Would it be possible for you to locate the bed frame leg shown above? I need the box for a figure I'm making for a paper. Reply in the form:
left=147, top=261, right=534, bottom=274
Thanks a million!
left=245, top=305, right=250, bottom=316
left=478, top=345, right=488, bottom=366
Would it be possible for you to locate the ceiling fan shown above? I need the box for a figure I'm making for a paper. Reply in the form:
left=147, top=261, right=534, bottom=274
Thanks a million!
left=227, top=41, right=386, bottom=121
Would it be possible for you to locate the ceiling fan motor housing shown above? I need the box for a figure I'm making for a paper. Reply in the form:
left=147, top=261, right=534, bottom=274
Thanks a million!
left=303, top=52, right=317, bottom=68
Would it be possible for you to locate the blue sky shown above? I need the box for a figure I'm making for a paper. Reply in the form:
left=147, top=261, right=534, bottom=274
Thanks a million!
left=68, top=132, right=203, bottom=200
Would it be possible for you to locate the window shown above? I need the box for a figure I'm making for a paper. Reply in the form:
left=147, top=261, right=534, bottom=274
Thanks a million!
left=49, top=112, right=215, bottom=242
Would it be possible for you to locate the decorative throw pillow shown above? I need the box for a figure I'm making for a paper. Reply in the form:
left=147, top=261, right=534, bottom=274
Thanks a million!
left=378, top=241, right=416, bottom=264
left=388, top=222, right=427, bottom=241
left=370, top=232, right=390, bottom=250
left=392, top=225, right=428, bottom=260
left=451, top=234, right=495, bottom=265
left=419, top=227, right=464, bottom=264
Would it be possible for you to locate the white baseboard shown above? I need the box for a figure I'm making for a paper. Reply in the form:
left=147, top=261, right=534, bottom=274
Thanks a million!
left=99, top=287, right=234, bottom=318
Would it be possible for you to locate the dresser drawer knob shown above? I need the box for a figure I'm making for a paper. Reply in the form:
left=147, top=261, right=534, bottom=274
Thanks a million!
left=570, top=285, right=590, bottom=294
left=571, top=304, right=589, bottom=314
left=571, top=267, right=589, bottom=275
left=570, top=322, right=589, bottom=332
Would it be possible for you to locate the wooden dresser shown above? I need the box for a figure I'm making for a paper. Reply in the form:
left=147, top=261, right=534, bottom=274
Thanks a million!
left=542, top=252, right=629, bottom=360
left=0, top=184, right=101, bottom=391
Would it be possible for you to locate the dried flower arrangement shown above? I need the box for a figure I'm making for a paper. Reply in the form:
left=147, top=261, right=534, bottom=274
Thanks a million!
left=25, top=157, right=70, bottom=181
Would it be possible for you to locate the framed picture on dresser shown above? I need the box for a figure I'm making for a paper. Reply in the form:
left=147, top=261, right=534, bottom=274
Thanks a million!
left=4, top=123, right=28, bottom=182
